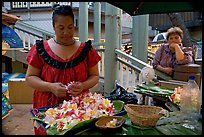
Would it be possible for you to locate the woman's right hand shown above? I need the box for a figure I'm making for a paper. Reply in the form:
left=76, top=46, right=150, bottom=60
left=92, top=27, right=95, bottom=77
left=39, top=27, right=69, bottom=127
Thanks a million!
left=50, top=82, right=67, bottom=97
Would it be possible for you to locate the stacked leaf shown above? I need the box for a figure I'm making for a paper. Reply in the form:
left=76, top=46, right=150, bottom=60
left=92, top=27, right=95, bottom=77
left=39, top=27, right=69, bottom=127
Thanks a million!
left=156, top=112, right=202, bottom=135
left=135, top=83, right=174, bottom=97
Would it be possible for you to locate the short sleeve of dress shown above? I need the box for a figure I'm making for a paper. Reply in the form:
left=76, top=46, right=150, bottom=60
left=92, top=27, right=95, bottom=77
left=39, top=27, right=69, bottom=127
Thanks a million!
left=26, top=44, right=44, bottom=69
left=87, top=46, right=101, bottom=68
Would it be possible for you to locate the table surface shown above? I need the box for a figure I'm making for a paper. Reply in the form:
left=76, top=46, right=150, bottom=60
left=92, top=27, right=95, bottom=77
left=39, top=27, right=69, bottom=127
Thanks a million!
left=77, top=112, right=202, bottom=135
left=36, top=110, right=201, bottom=135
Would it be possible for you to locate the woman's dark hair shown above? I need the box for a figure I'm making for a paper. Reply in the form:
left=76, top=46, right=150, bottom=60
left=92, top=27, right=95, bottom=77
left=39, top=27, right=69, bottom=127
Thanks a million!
left=52, top=4, right=74, bottom=27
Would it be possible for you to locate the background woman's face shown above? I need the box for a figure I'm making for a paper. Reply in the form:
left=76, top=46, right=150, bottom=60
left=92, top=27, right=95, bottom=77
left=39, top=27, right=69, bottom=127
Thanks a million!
left=54, top=15, right=75, bottom=44
left=167, top=33, right=182, bottom=44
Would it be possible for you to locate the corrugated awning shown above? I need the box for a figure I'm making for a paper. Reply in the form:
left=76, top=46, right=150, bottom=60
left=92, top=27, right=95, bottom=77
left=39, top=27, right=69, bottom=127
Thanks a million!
left=108, top=2, right=202, bottom=16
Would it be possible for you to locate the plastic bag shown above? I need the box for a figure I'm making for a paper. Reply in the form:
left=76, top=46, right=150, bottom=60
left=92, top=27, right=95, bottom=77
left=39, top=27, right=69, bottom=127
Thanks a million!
left=106, top=83, right=138, bottom=104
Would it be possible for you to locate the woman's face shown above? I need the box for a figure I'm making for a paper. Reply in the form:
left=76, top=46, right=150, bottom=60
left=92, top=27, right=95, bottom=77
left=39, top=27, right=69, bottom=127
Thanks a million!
left=53, top=15, right=75, bottom=44
left=167, top=33, right=182, bottom=44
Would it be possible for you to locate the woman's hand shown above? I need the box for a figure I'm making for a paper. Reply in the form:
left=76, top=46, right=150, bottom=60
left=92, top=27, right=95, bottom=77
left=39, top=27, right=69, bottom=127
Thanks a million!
left=50, top=82, right=67, bottom=97
left=169, top=43, right=179, bottom=48
left=169, top=43, right=180, bottom=52
left=163, top=67, right=173, bottom=75
left=155, top=65, right=173, bottom=76
left=68, top=81, right=84, bottom=96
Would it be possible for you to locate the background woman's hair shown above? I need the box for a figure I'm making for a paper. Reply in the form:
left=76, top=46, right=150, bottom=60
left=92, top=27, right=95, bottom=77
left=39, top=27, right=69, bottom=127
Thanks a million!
left=52, top=4, right=74, bottom=27
left=166, top=26, right=183, bottom=40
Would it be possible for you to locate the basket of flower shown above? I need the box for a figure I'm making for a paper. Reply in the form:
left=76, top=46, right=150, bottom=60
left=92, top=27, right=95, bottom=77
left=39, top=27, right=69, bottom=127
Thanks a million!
left=124, top=104, right=167, bottom=127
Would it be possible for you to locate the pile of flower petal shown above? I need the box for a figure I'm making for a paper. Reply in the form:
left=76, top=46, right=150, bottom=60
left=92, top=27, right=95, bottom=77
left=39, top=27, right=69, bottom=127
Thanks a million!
left=105, top=118, right=117, bottom=128
left=43, top=92, right=115, bottom=132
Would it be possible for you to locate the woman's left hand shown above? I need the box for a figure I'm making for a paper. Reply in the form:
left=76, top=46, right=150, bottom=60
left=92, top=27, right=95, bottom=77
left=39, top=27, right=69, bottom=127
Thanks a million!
left=68, top=82, right=84, bottom=96
left=164, top=67, right=173, bottom=75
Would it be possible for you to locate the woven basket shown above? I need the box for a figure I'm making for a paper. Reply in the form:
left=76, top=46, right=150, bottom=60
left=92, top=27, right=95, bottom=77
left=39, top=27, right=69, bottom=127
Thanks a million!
left=124, top=104, right=164, bottom=127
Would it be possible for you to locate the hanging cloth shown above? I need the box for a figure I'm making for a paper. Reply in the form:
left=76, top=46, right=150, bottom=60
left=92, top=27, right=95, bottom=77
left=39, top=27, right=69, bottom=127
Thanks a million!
left=2, top=24, right=23, bottom=49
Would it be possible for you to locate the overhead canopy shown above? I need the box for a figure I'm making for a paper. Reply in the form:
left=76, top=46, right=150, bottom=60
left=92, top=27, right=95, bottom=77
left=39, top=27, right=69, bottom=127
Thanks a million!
left=108, top=2, right=202, bottom=16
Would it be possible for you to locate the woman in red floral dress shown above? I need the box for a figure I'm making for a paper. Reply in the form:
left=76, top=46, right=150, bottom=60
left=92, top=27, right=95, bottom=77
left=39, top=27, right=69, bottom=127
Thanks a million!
left=26, top=4, right=101, bottom=135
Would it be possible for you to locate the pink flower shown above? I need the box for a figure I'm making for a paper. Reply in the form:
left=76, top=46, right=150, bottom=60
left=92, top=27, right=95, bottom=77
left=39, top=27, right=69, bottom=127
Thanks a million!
left=43, top=93, right=115, bottom=132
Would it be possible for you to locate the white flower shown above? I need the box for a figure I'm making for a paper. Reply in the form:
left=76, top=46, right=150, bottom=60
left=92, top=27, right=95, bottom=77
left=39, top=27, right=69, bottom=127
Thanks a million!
left=44, top=115, right=56, bottom=128
left=42, top=92, right=115, bottom=132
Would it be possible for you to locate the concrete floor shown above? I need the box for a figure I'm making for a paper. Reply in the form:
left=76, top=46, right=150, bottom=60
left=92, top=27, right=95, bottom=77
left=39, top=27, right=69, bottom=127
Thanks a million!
left=2, top=104, right=35, bottom=135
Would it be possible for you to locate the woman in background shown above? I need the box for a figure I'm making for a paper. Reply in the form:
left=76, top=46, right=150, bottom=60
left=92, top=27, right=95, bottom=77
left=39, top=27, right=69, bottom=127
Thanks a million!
left=152, top=26, right=193, bottom=109
left=152, top=26, right=193, bottom=76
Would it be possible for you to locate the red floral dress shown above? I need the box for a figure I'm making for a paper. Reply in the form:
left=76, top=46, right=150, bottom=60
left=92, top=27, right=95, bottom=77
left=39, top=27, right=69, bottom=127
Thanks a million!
left=26, top=40, right=101, bottom=135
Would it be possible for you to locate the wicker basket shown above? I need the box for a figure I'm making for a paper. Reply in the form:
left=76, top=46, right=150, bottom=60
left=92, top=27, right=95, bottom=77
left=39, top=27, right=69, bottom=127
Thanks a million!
left=124, top=104, right=164, bottom=127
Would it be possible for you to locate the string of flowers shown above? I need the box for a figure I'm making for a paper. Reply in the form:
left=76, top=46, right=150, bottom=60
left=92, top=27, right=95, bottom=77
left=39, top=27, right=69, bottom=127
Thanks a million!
left=43, top=92, right=115, bottom=132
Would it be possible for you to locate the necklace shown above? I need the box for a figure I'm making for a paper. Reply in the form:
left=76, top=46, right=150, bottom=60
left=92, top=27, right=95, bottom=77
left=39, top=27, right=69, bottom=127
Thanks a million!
left=53, top=37, right=75, bottom=46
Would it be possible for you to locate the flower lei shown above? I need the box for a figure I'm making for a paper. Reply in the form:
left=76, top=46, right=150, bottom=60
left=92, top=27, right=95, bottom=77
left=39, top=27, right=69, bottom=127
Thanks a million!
left=43, top=92, right=115, bottom=132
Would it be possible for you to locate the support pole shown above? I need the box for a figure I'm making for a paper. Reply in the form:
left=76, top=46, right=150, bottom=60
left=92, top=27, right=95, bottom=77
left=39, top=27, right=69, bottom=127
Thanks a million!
left=104, top=3, right=121, bottom=96
left=132, top=15, right=149, bottom=68
left=79, top=2, right=88, bottom=42
left=93, top=2, right=101, bottom=45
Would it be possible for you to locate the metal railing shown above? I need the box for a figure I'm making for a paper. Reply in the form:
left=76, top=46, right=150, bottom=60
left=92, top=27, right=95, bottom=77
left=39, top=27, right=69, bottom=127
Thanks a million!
left=11, top=2, right=71, bottom=9
left=10, top=2, right=96, bottom=10
left=14, top=21, right=54, bottom=50
left=149, top=12, right=202, bottom=31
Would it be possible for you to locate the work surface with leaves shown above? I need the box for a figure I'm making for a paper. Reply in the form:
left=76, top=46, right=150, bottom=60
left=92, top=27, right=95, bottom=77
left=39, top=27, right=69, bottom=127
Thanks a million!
left=31, top=94, right=202, bottom=135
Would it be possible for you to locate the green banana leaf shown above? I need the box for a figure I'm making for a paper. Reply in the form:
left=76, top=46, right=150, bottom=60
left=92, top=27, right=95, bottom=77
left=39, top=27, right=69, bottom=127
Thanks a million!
left=46, top=118, right=99, bottom=135
left=30, top=117, right=45, bottom=123
left=156, top=124, right=198, bottom=135
left=135, top=83, right=173, bottom=97
left=156, top=112, right=202, bottom=135
left=137, top=83, right=173, bottom=92
left=112, top=100, right=125, bottom=113
left=31, top=100, right=125, bottom=135
left=76, top=112, right=202, bottom=135
left=47, top=100, right=125, bottom=135
left=77, top=117, right=163, bottom=135
left=135, top=88, right=171, bottom=97
left=136, top=83, right=152, bottom=90
left=125, top=118, right=154, bottom=130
